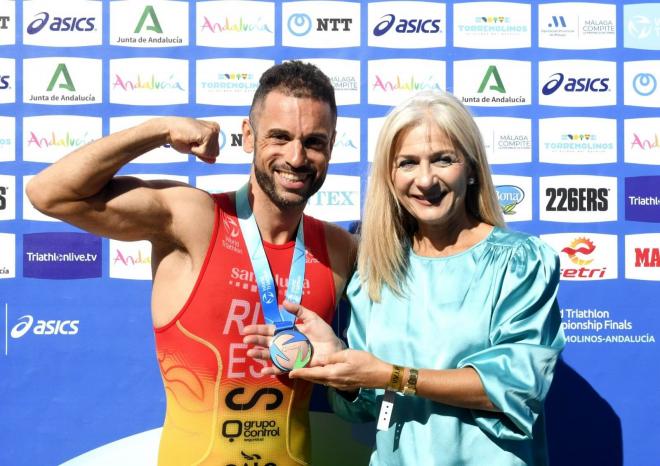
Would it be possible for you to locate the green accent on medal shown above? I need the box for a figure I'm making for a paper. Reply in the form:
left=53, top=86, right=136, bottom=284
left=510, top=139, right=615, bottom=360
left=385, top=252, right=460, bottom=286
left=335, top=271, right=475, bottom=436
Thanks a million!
left=294, top=348, right=312, bottom=369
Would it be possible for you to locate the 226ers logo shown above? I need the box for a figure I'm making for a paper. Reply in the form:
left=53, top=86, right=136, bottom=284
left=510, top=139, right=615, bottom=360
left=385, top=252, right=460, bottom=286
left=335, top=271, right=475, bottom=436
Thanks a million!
left=225, top=387, right=283, bottom=411
left=227, top=451, right=276, bottom=466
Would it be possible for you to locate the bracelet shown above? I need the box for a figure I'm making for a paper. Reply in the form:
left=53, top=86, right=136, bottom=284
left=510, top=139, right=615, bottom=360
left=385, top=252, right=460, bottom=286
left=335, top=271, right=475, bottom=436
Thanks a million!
left=387, top=364, right=404, bottom=392
left=402, top=368, right=419, bottom=396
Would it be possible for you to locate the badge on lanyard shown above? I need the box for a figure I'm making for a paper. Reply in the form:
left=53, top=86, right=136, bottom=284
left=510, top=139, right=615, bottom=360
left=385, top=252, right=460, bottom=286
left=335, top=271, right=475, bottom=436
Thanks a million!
left=236, top=184, right=313, bottom=372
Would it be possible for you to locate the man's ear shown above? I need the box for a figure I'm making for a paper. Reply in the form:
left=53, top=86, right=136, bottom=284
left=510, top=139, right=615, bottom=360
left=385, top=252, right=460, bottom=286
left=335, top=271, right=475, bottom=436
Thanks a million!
left=242, top=118, right=255, bottom=154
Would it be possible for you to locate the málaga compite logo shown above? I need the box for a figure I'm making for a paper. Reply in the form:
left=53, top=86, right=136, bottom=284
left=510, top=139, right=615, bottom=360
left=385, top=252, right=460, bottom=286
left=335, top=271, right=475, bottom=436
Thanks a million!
left=298, top=59, right=360, bottom=106
left=110, top=58, right=188, bottom=106
left=197, top=0, right=274, bottom=48
left=23, top=116, right=101, bottom=164
left=539, top=117, right=616, bottom=164
left=540, top=233, right=618, bottom=281
left=368, top=59, right=445, bottom=106
left=283, top=1, right=360, bottom=48
left=474, top=117, right=531, bottom=164
left=539, top=3, right=615, bottom=50
left=625, top=118, right=660, bottom=165
left=454, top=60, right=531, bottom=106
left=0, top=116, right=14, bottom=162
left=368, top=1, right=446, bottom=49
left=111, top=1, right=189, bottom=47
left=453, top=1, right=530, bottom=49
left=23, top=0, right=102, bottom=47
left=23, top=58, right=102, bottom=105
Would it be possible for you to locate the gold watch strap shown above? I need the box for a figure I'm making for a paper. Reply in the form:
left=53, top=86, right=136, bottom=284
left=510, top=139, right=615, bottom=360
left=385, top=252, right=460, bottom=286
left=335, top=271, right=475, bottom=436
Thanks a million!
left=402, top=367, right=419, bottom=396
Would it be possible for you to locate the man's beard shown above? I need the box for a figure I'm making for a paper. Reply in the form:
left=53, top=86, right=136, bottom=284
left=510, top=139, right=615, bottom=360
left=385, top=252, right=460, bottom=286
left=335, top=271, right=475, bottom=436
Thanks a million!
left=254, top=158, right=326, bottom=210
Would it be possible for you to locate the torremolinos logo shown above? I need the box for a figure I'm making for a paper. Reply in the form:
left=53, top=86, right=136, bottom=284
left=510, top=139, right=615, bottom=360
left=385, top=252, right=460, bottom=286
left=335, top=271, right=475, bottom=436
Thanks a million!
left=624, top=3, right=660, bottom=50
left=282, top=1, right=360, bottom=48
left=23, top=232, right=101, bottom=279
left=625, top=118, right=660, bottom=164
left=23, top=1, right=101, bottom=47
left=197, top=58, right=271, bottom=106
left=540, top=233, right=618, bottom=280
left=197, top=1, right=274, bottom=48
left=625, top=176, right=660, bottom=223
left=0, top=116, right=14, bottom=163
left=453, top=2, right=530, bottom=49
left=625, top=234, right=660, bottom=281
left=23, top=58, right=101, bottom=105
left=539, top=117, right=616, bottom=164
left=539, top=60, right=616, bottom=106
left=368, top=1, right=445, bottom=48
left=540, top=175, right=617, bottom=222
left=111, top=2, right=188, bottom=47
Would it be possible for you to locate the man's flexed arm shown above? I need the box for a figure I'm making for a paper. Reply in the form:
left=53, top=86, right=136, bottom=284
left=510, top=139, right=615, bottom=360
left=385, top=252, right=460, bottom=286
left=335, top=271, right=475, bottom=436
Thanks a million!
left=26, top=117, right=220, bottom=242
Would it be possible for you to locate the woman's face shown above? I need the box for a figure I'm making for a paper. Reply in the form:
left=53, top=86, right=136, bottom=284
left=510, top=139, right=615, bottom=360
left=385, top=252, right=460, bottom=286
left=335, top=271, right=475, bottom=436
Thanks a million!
left=391, top=122, right=473, bottom=230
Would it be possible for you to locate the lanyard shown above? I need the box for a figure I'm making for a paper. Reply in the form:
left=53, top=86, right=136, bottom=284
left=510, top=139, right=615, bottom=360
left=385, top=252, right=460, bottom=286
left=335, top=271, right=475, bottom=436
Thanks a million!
left=235, top=183, right=306, bottom=332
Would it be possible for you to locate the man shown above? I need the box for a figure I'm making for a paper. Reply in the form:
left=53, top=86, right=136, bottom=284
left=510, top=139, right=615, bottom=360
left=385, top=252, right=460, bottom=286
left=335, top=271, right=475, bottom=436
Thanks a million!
left=27, top=61, right=355, bottom=466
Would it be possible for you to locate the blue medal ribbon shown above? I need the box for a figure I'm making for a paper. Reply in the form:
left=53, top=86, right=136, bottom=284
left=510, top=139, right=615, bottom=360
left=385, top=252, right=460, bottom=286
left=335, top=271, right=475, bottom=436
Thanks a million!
left=235, top=183, right=307, bottom=332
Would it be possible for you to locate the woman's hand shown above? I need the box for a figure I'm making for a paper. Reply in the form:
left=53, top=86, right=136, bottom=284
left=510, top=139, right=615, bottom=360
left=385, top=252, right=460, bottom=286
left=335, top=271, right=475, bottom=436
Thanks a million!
left=289, top=349, right=391, bottom=392
left=242, top=301, right=345, bottom=376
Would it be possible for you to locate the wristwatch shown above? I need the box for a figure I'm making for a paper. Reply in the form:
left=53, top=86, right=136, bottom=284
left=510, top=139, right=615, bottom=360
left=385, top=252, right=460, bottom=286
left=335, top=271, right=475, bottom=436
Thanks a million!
left=402, top=368, right=418, bottom=396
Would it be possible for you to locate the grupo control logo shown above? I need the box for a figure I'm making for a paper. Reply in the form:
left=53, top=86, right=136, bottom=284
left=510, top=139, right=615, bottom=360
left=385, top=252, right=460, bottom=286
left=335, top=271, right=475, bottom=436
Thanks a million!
left=23, top=232, right=101, bottom=279
left=23, top=0, right=101, bottom=47
left=539, top=60, right=616, bottom=107
left=540, top=233, right=618, bottom=280
left=23, top=57, right=102, bottom=105
left=625, top=176, right=660, bottom=223
left=110, top=58, right=188, bottom=106
left=475, top=117, right=531, bottom=164
left=23, top=115, right=101, bottom=164
left=368, top=59, right=445, bottom=106
left=625, top=234, right=660, bottom=281
left=111, top=1, right=188, bottom=47
left=0, top=233, right=15, bottom=279
left=197, top=58, right=272, bottom=106
left=222, top=419, right=281, bottom=444
left=0, top=174, right=15, bottom=221
left=625, top=118, right=660, bottom=165
left=305, top=175, right=360, bottom=222
left=0, top=57, right=15, bottom=104
left=625, top=61, right=660, bottom=107
left=539, top=3, right=615, bottom=50
left=197, top=1, right=274, bottom=48
left=453, top=1, right=530, bottom=49
left=492, top=175, right=532, bottom=222
left=282, top=1, right=360, bottom=48
left=624, top=4, right=660, bottom=50
left=539, top=117, right=616, bottom=164
left=540, top=175, right=617, bottom=223
left=368, top=1, right=446, bottom=49
left=0, top=116, right=14, bottom=162
left=0, top=1, right=14, bottom=46
left=454, top=60, right=531, bottom=106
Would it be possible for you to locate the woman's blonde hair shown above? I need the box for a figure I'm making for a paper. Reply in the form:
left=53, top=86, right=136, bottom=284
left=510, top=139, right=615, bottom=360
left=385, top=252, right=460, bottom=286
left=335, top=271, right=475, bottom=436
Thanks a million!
left=358, top=91, right=505, bottom=301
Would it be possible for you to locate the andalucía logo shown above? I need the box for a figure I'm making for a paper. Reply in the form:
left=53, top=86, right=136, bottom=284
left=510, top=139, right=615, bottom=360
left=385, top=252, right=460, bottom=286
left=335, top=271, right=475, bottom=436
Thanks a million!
left=625, top=176, right=660, bottom=222
left=23, top=232, right=101, bottom=279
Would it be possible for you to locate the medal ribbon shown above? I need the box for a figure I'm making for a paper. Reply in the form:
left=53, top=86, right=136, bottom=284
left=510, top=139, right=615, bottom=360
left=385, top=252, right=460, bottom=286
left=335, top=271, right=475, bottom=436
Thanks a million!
left=235, top=183, right=306, bottom=332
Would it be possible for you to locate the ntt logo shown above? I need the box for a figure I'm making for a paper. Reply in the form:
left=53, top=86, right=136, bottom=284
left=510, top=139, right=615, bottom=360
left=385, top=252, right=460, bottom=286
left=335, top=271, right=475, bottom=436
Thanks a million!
left=287, top=13, right=312, bottom=36
left=542, top=73, right=609, bottom=95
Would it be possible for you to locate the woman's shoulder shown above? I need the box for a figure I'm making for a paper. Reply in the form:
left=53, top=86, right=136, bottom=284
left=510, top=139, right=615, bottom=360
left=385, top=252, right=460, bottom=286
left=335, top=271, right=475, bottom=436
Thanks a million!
left=487, top=227, right=559, bottom=276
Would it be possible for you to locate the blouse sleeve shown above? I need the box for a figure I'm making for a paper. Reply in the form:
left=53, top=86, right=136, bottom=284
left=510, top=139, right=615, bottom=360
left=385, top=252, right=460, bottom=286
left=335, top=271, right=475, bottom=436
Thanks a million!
left=328, top=272, right=380, bottom=423
left=458, top=236, right=565, bottom=440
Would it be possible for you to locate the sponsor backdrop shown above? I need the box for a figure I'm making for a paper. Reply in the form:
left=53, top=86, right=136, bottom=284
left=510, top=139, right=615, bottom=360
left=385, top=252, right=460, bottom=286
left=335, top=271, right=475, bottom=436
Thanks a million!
left=0, top=0, right=658, bottom=465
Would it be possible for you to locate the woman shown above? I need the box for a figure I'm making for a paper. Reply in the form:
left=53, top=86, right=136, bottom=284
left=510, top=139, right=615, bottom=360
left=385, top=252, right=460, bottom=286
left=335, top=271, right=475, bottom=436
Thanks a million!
left=244, top=91, right=565, bottom=465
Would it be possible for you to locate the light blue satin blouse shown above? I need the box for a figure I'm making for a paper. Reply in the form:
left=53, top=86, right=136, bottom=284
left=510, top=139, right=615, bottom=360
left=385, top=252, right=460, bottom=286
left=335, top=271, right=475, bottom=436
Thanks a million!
left=329, top=227, right=565, bottom=466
